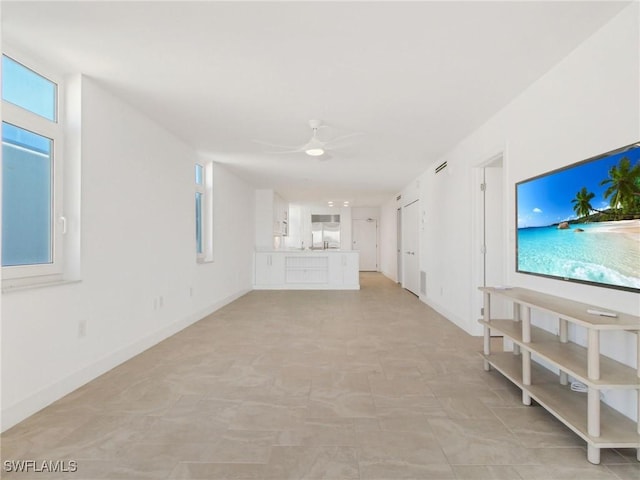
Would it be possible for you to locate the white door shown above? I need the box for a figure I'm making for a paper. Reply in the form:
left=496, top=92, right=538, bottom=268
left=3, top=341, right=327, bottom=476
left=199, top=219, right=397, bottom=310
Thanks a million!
left=353, top=219, right=377, bottom=271
left=477, top=159, right=508, bottom=320
left=396, top=208, right=402, bottom=284
left=402, top=200, right=420, bottom=295
left=484, top=166, right=505, bottom=288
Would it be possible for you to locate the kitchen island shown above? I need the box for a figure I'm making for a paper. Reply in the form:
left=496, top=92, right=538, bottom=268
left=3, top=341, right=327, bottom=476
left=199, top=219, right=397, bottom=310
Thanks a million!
left=254, top=250, right=359, bottom=290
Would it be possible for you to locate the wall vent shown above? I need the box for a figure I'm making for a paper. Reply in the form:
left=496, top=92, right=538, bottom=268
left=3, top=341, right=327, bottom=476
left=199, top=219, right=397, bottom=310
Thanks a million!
left=435, top=161, right=448, bottom=174
left=420, top=271, right=427, bottom=295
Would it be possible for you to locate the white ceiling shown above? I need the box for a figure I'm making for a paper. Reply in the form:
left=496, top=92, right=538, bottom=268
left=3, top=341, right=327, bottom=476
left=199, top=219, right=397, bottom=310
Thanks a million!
left=2, top=1, right=629, bottom=206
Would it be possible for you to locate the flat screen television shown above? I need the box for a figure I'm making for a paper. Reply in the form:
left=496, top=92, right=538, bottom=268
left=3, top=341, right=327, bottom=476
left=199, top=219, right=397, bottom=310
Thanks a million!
left=516, top=141, right=640, bottom=293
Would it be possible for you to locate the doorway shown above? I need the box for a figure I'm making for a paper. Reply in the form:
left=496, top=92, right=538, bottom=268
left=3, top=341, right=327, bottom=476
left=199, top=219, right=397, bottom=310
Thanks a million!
left=396, top=207, right=402, bottom=284
left=402, top=200, right=420, bottom=296
left=475, top=154, right=508, bottom=318
left=352, top=218, right=378, bottom=271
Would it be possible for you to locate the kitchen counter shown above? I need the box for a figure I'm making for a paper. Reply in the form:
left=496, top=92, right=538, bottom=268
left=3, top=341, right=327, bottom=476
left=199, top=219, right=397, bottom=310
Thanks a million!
left=256, top=248, right=353, bottom=253
left=254, top=250, right=359, bottom=290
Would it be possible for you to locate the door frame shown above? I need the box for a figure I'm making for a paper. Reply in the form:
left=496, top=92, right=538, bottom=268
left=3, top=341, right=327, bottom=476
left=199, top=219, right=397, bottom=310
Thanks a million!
left=472, top=151, right=507, bottom=320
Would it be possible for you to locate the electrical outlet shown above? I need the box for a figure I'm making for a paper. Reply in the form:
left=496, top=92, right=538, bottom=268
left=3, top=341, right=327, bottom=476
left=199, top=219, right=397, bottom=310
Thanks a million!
left=78, top=319, right=87, bottom=338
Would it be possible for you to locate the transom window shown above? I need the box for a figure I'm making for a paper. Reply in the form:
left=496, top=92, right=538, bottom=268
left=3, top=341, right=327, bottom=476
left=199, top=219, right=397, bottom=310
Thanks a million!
left=2, top=55, right=57, bottom=121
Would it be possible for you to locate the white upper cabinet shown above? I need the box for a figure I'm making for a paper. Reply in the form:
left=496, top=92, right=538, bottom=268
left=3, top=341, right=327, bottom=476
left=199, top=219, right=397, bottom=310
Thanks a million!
left=273, top=192, right=289, bottom=236
left=255, top=189, right=289, bottom=249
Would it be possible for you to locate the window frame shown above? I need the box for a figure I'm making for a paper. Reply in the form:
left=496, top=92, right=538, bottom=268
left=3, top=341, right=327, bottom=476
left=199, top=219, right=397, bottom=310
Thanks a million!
left=195, top=161, right=213, bottom=263
left=2, top=51, right=66, bottom=285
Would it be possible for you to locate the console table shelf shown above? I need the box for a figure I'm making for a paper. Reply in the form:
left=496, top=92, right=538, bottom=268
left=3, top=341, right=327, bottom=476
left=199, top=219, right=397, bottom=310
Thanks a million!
left=479, top=286, right=640, bottom=464
left=482, top=352, right=639, bottom=448
left=479, top=319, right=639, bottom=388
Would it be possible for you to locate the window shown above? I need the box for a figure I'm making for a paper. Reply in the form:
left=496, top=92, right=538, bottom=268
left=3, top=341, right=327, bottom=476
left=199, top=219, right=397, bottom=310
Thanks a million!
left=195, top=162, right=213, bottom=262
left=2, top=124, right=53, bottom=266
left=195, top=164, right=205, bottom=257
left=2, top=53, right=65, bottom=283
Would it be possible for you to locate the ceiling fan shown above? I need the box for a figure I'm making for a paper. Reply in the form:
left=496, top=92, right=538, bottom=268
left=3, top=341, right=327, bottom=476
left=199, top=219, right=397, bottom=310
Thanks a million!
left=254, top=120, right=360, bottom=158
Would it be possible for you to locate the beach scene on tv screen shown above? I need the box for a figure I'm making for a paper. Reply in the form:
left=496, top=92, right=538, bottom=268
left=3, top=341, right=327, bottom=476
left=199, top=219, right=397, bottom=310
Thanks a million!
left=517, top=143, right=640, bottom=291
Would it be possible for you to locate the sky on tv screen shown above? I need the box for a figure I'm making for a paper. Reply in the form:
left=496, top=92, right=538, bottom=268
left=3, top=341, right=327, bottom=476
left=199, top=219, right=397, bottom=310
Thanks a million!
left=517, top=144, right=640, bottom=229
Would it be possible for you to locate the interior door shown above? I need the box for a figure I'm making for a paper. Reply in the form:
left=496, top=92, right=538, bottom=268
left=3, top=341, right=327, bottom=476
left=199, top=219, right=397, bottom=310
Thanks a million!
left=352, top=219, right=377, bottom=271
left=402, top=200, right=420, bottom=295
left=397, top=207, right=402, bottom=284
left=483, top=164, right=508, bottom=318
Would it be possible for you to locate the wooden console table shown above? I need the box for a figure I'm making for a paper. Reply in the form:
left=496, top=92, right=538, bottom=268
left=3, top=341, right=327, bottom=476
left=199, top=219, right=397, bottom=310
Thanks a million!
left=479, top=286, right=640, bottom=464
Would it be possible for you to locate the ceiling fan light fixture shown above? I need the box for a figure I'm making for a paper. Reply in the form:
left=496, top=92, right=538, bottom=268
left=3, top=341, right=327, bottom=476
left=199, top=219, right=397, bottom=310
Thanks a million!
left=305, top=147, right=325, bottom=156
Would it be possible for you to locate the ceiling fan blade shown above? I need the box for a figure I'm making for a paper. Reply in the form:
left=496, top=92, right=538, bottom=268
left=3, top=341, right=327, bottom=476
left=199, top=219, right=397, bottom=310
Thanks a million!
left=264, top=148, right=306, bottom=154
left=324, top=132, right=364, bottom=148
left=252, top=139, right=303, bottom=150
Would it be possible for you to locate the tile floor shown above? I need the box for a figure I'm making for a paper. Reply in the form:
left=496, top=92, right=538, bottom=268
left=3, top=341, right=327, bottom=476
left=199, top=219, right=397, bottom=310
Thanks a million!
left=1, top=273, right=638, bottom=479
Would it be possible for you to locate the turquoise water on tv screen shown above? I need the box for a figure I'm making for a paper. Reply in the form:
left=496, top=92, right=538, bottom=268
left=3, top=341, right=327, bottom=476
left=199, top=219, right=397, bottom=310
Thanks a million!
left=517, top=223, right=640, bottom=290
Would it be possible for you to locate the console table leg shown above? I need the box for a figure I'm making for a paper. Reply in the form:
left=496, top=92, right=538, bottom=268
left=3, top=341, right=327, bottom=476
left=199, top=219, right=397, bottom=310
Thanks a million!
left=512, top=304, right=520, bottom=355
left=587, top=329, right=600, bottom=380
left=483, top=292, right=491, bottom=371
left=587, top=445, right=601, bottom=465
left=636, top=389, right=640, bottom=462
left=483, top=326, right=491, bottom=371
left=522, top=349, right=531, bottom=406
left=483, top=326, right=490, bottom=356
left=522, top=306, right=531, bottom=343
left=559, top=370, right=568, bottom=386
left=587, top=387, right=600, bottom=437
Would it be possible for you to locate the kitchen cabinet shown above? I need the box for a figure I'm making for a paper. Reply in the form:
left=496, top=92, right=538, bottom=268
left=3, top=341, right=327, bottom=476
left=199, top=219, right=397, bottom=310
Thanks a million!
left=254, top=251, right=359, bottom=290
left=255, top=253, right=285, bottom=286
left=255, top=189, right=289, bottom=249
left=328, top=253, right=359, bottom=286
left=273, top=193, right=289, bottom=236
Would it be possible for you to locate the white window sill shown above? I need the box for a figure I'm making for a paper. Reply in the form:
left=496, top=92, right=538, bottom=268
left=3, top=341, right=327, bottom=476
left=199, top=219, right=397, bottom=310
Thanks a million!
left=2, top=278, right=81, bottom=293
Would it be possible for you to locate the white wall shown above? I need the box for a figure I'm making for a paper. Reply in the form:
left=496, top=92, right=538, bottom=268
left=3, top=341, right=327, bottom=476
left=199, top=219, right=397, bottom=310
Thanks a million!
left=386, top=3, right=639, bottom=421
left=424, top=2, right=639, bottom=332
left=379, top=197, right=399, bottom=282
left=255, top=189, right=275, bottom=250
left=1, top=77, right=255, bottom=431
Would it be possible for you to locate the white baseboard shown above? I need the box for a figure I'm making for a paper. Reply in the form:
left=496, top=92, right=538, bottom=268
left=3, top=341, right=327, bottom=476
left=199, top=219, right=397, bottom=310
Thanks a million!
left=380, top=270, right=398, bottom=283
left=1, top=288, right=250, bottom=432
left=422, top=296, right=483, bottom=337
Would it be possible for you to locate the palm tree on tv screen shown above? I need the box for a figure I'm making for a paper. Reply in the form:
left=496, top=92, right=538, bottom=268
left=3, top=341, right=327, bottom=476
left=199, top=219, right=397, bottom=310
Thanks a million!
left=600, top=156, right=640, bottom=218
left=570, top=187, right=596, bottom=219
